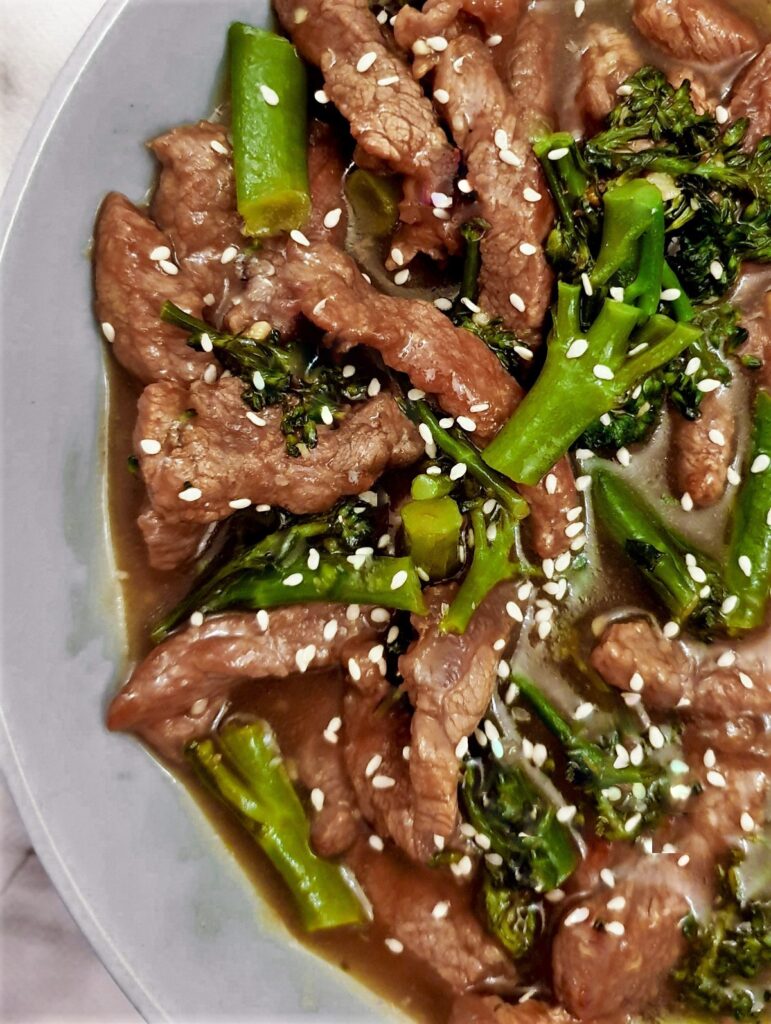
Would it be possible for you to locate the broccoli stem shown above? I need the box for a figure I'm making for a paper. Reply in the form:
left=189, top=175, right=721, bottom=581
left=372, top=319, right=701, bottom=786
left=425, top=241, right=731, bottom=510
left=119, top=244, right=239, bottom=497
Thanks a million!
left=456, top=218, right=489, bottom=307
left=724, top=389, right=771, bottom=633
left=441, top=507, right=526, bottom=634
left=344, top=168, right=400, bottom=237
left=229, top=24, right=311, bottom=237
left=533, top=132, right=595, bottom=272
left=401, top=496, right=463, bottom=580
left=483, top=284, right=699, bottom=485
left=592, top=469, right=724, bottom=631
left=187, top=720, right=367, bottom=931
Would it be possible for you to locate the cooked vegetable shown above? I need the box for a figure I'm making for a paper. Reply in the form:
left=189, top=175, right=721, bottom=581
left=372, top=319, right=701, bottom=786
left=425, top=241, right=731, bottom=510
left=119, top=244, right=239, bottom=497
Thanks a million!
left=401, top=495, right=463, bottom=580
left=344, top=168, right=400, bottom=236
left=229, top=23, right=310, bottom=237
left=483, top=282, right=699, bottom=485
left=161, top=302, right=368, bottom=456
left=151, top=499, right=425, bottom=642
left=512, top=673, right=669, bottom=841
left=188, top=719, right=367, bottom=931
left=592, top=469, right=726, bottom=636
left=674, top=847, right=771, bottom=1020
left=724, top=390, right=771, bottom=633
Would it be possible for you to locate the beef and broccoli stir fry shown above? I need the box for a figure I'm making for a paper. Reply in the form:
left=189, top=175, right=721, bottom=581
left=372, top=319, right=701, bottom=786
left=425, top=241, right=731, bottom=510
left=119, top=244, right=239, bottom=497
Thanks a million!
left=95, top=0, right=771, bottom=1020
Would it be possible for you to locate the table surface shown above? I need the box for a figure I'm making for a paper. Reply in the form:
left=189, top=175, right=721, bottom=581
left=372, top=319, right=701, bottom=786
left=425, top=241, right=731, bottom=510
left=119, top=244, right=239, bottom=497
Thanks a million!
left=1, top=1, right=139, bottom=1019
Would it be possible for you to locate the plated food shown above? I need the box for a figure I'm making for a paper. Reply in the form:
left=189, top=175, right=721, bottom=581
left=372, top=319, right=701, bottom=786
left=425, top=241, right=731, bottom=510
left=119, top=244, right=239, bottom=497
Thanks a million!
left=93, top=1, right=771, bottom=1021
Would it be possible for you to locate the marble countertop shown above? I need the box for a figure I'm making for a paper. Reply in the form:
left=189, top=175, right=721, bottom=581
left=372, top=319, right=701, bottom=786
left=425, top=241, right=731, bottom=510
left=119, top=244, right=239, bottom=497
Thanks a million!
left=1, top=1, right=139, bottom=1018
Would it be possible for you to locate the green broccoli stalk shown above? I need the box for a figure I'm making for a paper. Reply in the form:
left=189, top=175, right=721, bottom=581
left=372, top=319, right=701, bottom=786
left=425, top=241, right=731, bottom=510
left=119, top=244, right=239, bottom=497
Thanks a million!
left=161, top=301, right=368, bottom=456
left=150, top=499, right=425, bottom=642
left=579, top=372, right=666, bottom=452
left=533, top=132, right=599, bottom=276
left=512, top=673, right=668, bottom=841
left=674, top=848, right=771, bottom=1020
left=724, top=390, right=771, bottom=634
left=592, top=469, right=726, bottom=636
left=401, top=495, right=463, bottom=580
left=483, top=281, right=700, bottom=485
left=187, top=719, right=367, bottom=931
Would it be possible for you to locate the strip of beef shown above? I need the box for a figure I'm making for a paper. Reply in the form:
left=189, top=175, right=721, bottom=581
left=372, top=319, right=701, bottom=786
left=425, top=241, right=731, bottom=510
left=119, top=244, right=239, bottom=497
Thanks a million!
left=149, top=121, right=242, bottom=308
left=632, top=0, right=759, bottom=64
left=93, top=193, right=210, bottom=385
left=591, top=617, right=771, bottom=723
left=226, top=121, right=349, bottom=338
left=433, top=34, right=553, bottom=339
left=399, top=582, right=519, bottom=840
left=274, top=0, right=458, bottom=263
left=136, top=505, right=210, bottom=572
left=346, top=840, right=517, bottom=991
left=286, top=241, right=519, bottom=440
left=741, top=288, right=771, bottom=390
left=578, top=25, right=643, bottom=129
left=138, top=700, right=225, bottom=764
left=296, top=727, right=364, bottom=858
left=552, top=754, right=768, bottom=1021
left=669, top=388, right=736, bottom=507
left=520, top=464, right=579, bottom=560
left=107, top=605, right=382, bottom=734
left=729, top=43, right=771, bottom=149
left=450, top=996, right=573, bottom=1024
left=135, top=377, right=421, bottom=527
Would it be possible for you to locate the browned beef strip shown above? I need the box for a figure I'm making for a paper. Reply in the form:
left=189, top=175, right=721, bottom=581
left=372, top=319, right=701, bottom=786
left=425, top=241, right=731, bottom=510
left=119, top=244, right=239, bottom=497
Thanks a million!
left=729, top=43, right=771, bottom=149
left=450, top=996, right=573, bottom=1024
left=274, top=0, right=458, bottom=262
left=136, top=505, right=211, bottom=572
left=552, top=754, right=768, bottom=1022
left=343, top=643, right=434, bottom=861
left=226, top=121, right=349, bottom=337
left=135, top=377, right=422, bottom=526
left=285, top=241, right=519, bottom=441
left=296, top=728, right=365, bottom=858
left=107, top=606, right=382, bottom=734
left=520, top=464, right=579, bottom=560
left=591, top=617, right=771, bottom=722
left=632, top=0, right=759, bottom=64
left=669, top=388, right=736, bottom=507
left=93, top=193, right=210, bottom=385
left=399, top=582, right=519, bottom=840
left=741, top=288, right=771, bottom=390
left=138, top=700, right=225, bottom=763
left=578, top=25, right=643, bottom=129
left=433, top=34, right=553, bottom=339
left=346, top=840, right=517, bottom=992
left=149, top=121, right=242, bottom=307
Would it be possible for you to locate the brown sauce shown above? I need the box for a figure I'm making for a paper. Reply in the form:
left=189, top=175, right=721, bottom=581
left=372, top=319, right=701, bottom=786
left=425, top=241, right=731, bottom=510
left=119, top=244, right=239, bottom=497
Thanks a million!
left=105, top=2, right=770, bottom=1019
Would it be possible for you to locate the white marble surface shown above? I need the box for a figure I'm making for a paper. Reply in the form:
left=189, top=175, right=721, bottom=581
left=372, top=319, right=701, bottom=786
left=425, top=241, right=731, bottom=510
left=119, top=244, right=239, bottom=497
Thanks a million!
left=1, top=0, right=140, bottom=1018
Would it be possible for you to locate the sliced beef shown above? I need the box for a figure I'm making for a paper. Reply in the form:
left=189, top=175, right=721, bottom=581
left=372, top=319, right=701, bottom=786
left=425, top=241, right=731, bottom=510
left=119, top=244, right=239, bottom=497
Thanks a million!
left=450, top=996, right=573, bottom=1024
left=136, top=505, right=210, bottom=572
left=149, top=121, right=242, bottom=306
left=296, top=728, right=364, bottom=858
left=286, top=241, right=519, bottom=441
left=519, top=459, right=579, bottom=560
left=347, top=840, right=517, bottom=991
left=138, top=700, right=224, bottom=763
left=433, top=34, right=553, bottom=339
left=399, top=582, right=519, bottom=839
left=93, top=193, right=210, bottom=385
left=577, top=25, right=643, bottom=128
left=226, top=122, right=349, bottom=337
left=135, top=377, right=421, bottom=526
left=274, top=0, right=458, bottom=262
left=552, top=755, right=768, bottom=1021
left=741, top=288, right=771, bottom=391
left=632, top=0, right=759, bottom=64
left=729, top=44, right=771, bottom=149
left=343, top=644, right=433, bottom=861
left=591, top=617, right=771, bottom=723
left=107, top=605, right=382, bottom=735
left=669, top=389, right=736, bottom=507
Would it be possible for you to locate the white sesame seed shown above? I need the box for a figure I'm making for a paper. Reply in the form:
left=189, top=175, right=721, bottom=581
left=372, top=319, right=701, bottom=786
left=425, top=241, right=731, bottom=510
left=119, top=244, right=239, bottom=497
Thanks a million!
left=432, top=901, right=450, bottom=919
left=296, top=643, right=316, bottom=673
left=259, top=84, right=280, bottom=106
left=449, top=462, right=467, bottom=481
left=564, top=906, right=590, bottom=927
left=739, top=671, right=754, bottom=689
left=428, top=34, right=449, bottom=51
left=455, top=736, right=469, bottom=759
left=523, top=187, right=542, bottom=203
left=703, top=748, right=716, bottom=768
left=565, top=521, right=585, bottom=538
left=500, top=149, right=523, bottom=166
left=680, top=491, right=694, bottom=511
left=660, top=288, right=681, bottom=302
left=625, top=813, right=642, bottom=833
left=139, top=438, right=162, bottom=456
left=566, top=338, right=588, bottom=359
left=546, top=889, right=565, bottom=903
left=575, top=475, right=592, bottom=493
left=684, top=356, right=701, bottom=376
left=494, top=128, right=508, bottom=150
left=741, top=812, right=755, bottom=833
left=178, top=486, right=202, bottom=502
left=314, top=88, right=329, bottom=104
left=609, top=286, right=625, bottom=302
left=715, top=105, right=729, bottom=125
left=509, top=292, right=526, bottom=313
left=721, top=594, right=739, bottom=614
left=413, top=39, right=430, bottom=55
left=457, top=415, right=476, bottom=432
left=431, top=191, right=453, bottom=209
left=158, top=259, right=179, bottom=275
left=751, top=453, right=770, bottom=474
left=390, top=570, right=408, bottom=590
left=537, top=620, right=552, bottom=640
left=283, top=572, right=303, bottom=588
left=574, top=0, right=585, bottom=15
left=547, top=146, right=570, bottom=161
left=557, top=804, right=577, bottom=824
left=487, top=33, right=502, bottom=46
left=716, top=650, right=736, bottom=668
left=210, top=139, right=228, bottom=155
left=365, top=754, right=383, bottom=779
left=738, top=554, right=752, bottom=577
left=372, top=775, right=396, bottom=789
left=434, top=297, right=453, bottom=312
left=100, top=322, right=116, bottom=343
left=255, top=610, right=270, bottom=632
left=323, top=207, right=343, bottom=230
left=290, top=229, right=310, bottom=247
left=246, top=411, right=267, bottom=428
left=228, top=497, right=252, bottom=510
left=648, top=725, right=665, bottom=749
left=607, top=896, right=626, bottom=912
left=670, top=783, right=692, bottom=801
left=697, top=378, right=721, bottom=393
left=707, top=428, right=726, bottom=447
left=707, top=770, right=726, bottom=788
left=149, top=245, right=171, bottom=261
left=600, top=868, right=616, bottom=888
left=663, top=620, right=680, bottom=638
left=518, top=242, right=538, bottom=257
left=189, top=611, right=204, bottom=628
left=727, top=466, right=741, bottom=486
left=709, top=258, right=724, bottom=279
left=310, top=787, right=325, bottom=811
left=458, top=178, right=473, bottom=194
left=356, top=51, right=377, bottom=73
left=394, top=268, right=410, bottom=286
left=617, top=446, right=631, bottom=467
left=433, top=88, right=450, bottom=104
left=581, top=273, right=594, bottom=296
left=592, top=363, right=614, bottom=381
left=606, top=921, right=625, bottom=937
left=385, top=938, right=404, bottom=954
left=367, top=378, right=381, bottom=397
left=347, top=658, right=361, bottom=681
left=544, top=473, right=557, bottom=495
left=574, top=702, right=594, bottom=721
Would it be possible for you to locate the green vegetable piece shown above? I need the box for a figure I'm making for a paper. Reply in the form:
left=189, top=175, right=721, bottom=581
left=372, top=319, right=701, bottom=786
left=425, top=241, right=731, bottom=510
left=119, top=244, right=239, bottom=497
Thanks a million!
left=482, top=880, right=541, bottom=961
left=345, top=168, right=400, bottom=236
left=410, top=473, right=455, bottom=500
left=402, top=496, right=462, bottom=579
left=592, top=469, right=726, bottom=636
left=456, top=217, right=489, bottom=308
left=533, top=132, right=597, bottom=275
left=188, top=720, right=367, bottom=931
left=724, top=390, right=771, bottom=633
left=229, top=23, right=311, bottom=237
left=483, top=283, right=699, bottom=485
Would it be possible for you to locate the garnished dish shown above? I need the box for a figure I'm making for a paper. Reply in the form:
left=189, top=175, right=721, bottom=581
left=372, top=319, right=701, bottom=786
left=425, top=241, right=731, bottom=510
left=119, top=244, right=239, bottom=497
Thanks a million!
left=94, top=1, right=771, bottom=1021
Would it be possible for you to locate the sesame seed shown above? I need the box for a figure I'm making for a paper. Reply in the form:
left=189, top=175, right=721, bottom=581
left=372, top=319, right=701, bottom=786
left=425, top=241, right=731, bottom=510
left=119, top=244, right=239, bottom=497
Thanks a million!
left=715, top=105, right=729, bottom=125
left=660, top=288, right=681, bottom=302
left=581, top=273, right=593, bottom=296
left=574, top=702, right=594, bottom=721
left=494, top=128, right=508, bottom=150
left=707, top=770, right=726, bottom=788
left=519, top=242, right=537, bottom=256
left=434, top=88, right=450, bottom=104
left=434, top=296, right=453, bottom=311
left=564, top=907, right=590, bottom=927
left=158, top=259, right=178, bottom=275
left=592, top=364, right=614, bottom=381
left=523, top=187, right=542, bottom=203
left=296, top=644, right=316, bottom=673
left=574, top=0, right=585, bottom=15
left=727, top=466, right=741, bottom=486
left=680, top=491, right=694, bottom=511
left=716, top=650, right=736, bottom=668
left=470, top=402, right=490, bottom=413
left=509, top=292, right=526, bottom=313
left=189, top=611, right=204, bottom=628
left=460, top=297, right=481, bottom=313
left=607, top=896, right=626, bottom=912
left=741, top=812, right=755, bottom=833
left=455, top=736, right=469, bottom=758
left=738, top=554, right=752, bottom=577
left=500, top=149, right=523, bottom=166
left=290, top=229, right=310, bottom=247
left=600, top=868, right=616, bottom=887
left=557, top=804, right=577, bottom=824
left=663, top=620, right=680, bottom=638
left=576, top=474, right=592, bottom=492
left=684, top=356, right=701, bottom=376
left=609, top=286, right=625, bottom=302
left=314, top=89, right=329, bottom=104
left=565, top=521, right=585, bottom=538
left=220, top=245, right=239, bottom=265
left=506, top=601, right=523, bottom=623
left=365, top=754, right=383, bottom=778
left=347, top=658, right=361, bottom=681
left=487, top=33, right=502, bottom=46
left=149, top=245, right=171, bottom=261
left=427, top=35, right=448, bottom=51
left=649, top=725, right=665, bottom=749
left=739, top=671, right=754, bottom=689
left=139, top=438, right=161, bottom=456
left=537, top=620, right=552, bottom=640
left=394, top=268, right=410, bottom=286
left=431, top=191, right=453, bottom=209
left=547, top=146, right=570, bottom=161
left=566, top=338, right=588, bottom=359
left=671, top=783, right=692, bottom=801
left=259, top=84, right=279, bottom=106
left=323, top=207, right=342, bottom=230
left=391, top=569, right=408, bottom=590
left=283, top=572, right=304, bottom=588
left=751, top=453, right=770, bottom=473
left=246, top=411, right=266, bottom=427
left=178, top=486, right=202, bottom=502
left=228, top=497, right=251, bottom=510
left=256, top=609, right=270, bottom=631
left=697, top=378, right=721, bottom=393
left=449, top=462, right=467, bottom=481
left=709, top=259, right=724, bottom=279
left=546, top=889, right=565, bottom=903
left=432, top=901, right=450, bottom=919
left=356, top=51, right=377, bottom=73
left=617, top=447, right=631, bottom=467
left=545, top=473, right=557, bottom=495
left=210, top=139, right=228, bottom=155
left=101, top=322, right=116, bottom=343
left=458, top=178, right=473, bottom=194
left=367, top=378, right=381, bottom=397
left=625, top=813, right=642, bottom=833
left=413, top=39, right=430, bottom=55
left=372, top=775, right=396, bottom=789
left=721, top=594, right=738, bottom=615
left=606, top=921, right=625, bottom=937
left=385, top=938, right=403, bottom=954
left=708, top=428, right=726, bottom=447
left=457, top=415, right=476, bottom=432
left=294, top=6, right=308, bottom=22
